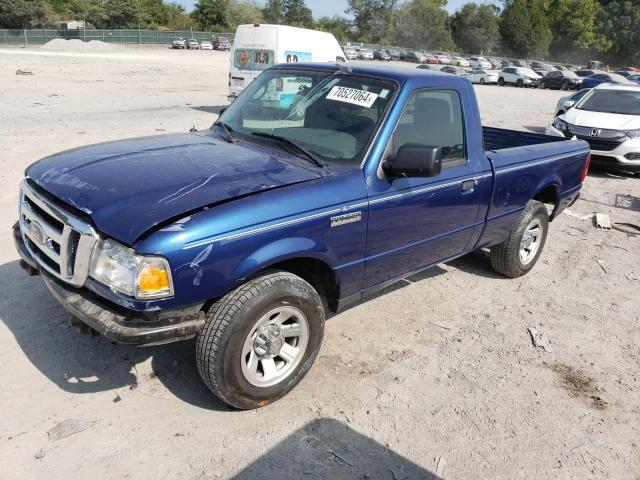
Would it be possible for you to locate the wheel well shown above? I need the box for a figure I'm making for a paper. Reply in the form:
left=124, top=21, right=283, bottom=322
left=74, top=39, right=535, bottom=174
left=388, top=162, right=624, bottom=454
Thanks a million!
left=533, top=185, right=559, bottom=219
left=269, top=258, right=339, bottom=313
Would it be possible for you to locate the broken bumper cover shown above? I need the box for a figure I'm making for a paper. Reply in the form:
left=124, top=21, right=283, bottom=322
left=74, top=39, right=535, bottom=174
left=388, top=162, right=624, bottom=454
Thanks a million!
left=14, top=223, right=204, bottom=345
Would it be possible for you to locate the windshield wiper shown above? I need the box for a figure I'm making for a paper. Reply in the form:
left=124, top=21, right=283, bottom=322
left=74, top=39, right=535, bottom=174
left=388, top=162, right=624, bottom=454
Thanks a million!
left=251, top=132, right=325, bottom=168
left=214, top=121, right=236, bottom=143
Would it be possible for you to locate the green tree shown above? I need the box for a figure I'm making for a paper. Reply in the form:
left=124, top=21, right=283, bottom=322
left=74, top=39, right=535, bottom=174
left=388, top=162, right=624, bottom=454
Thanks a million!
left=395, top=0, right=454, bottom=51
left=284, top=0, right=313, bottom=27
left=316, top=15, right=353, bottom=41
left=346, top=0, right=396, bottom=44
left=0, top=0, right=54, bottom=28
left=500, top=0, right=552, bottom=58
left=598, top=0, right=640, bottom=65
left=547, top=0, right=610, bottom=61
left=104, top=0, right=145, bottom=28
left=262, top=0, right=285, bottom=23
left=451, top=3, right=500, bottom=54
left=227, top=0, right=263, bottom=30
left=192, top=0, right=229, bottom=30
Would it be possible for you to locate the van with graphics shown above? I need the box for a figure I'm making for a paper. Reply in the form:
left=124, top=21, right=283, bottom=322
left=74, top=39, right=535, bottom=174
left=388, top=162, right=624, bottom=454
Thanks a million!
left=228, top=24, right=346, bottom=101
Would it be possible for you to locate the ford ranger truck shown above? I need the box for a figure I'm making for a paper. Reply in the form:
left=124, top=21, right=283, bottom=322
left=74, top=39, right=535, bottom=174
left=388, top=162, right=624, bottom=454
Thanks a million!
left=14, top=64, right=591, bottom=409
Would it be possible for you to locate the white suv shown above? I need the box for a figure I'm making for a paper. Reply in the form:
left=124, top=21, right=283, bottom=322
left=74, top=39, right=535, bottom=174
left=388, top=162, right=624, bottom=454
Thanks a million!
left=546, top=83, right=640, bottom=173
left=498, top=67, right=541, bottom=88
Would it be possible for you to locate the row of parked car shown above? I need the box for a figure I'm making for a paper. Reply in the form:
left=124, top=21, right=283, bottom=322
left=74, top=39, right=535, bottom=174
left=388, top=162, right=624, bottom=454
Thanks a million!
left=171, top=36, right=231, bottom=51
left=415, top=58, right=640, bottom=92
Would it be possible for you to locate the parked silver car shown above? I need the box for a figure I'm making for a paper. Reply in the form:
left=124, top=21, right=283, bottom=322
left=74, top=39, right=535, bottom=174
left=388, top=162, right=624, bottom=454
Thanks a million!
left=171, top=37, right=186, bottom=49
left=187, top=39, right=199, bottom=50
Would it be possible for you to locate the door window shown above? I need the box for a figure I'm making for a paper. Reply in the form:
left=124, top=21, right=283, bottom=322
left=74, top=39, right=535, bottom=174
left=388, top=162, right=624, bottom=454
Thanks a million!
left=392, top=90, right=466, bottom=168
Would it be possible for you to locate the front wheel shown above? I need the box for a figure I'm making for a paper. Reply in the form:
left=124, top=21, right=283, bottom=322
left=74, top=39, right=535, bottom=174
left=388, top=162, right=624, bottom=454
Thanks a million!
left=560, top=80, right=569, bottom=90
left=480, top=77, right=485, bottom=85
left=540, top=81, right=546, bottom=89
left=490, top=200, right=549, bottom=278
left=196, top=270, right=325, bottom=409
left=517, top=79, right=524, bottom=88
left=498, top=77, right=505, bottom=86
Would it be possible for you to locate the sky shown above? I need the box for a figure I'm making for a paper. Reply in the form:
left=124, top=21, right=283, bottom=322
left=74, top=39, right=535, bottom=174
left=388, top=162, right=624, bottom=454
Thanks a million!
left=175, top=0, right=499, bottom=21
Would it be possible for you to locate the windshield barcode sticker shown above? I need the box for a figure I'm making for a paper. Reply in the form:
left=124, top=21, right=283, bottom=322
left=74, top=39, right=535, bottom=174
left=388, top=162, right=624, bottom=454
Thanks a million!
left=326, top=86, right=379, bottom=108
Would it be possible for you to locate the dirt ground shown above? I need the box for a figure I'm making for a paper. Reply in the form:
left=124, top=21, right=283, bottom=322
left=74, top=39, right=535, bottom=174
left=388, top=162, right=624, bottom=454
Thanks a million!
left=0, top=46, right=638, bottom=480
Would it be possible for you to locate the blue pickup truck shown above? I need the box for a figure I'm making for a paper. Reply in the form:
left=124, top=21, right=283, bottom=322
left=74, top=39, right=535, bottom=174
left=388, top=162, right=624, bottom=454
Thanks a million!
left=14, top=63, right=590, bottom=409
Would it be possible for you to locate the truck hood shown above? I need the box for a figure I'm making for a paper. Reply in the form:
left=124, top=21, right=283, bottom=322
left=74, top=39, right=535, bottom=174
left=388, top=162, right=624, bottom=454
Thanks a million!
left=564, top=108, right=640, bottom=130
left=27, top=131, right=324, bottom=245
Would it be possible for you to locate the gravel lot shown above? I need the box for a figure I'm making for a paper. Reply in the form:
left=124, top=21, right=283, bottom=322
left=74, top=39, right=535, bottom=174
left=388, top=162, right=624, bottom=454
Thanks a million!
left=0, top=46, right=638, bottom=479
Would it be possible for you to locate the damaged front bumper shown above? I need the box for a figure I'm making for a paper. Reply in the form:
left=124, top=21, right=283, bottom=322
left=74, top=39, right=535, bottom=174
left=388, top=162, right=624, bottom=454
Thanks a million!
left=14, top=223, right=204, bottom=346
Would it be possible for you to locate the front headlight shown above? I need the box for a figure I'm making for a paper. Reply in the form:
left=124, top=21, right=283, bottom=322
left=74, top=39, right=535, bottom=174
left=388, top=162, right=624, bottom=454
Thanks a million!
left=89, top=239, right=174, bottom=299
left=625, top=129, right=640, bottom=139
left=553, top=117, right=568, bottom=131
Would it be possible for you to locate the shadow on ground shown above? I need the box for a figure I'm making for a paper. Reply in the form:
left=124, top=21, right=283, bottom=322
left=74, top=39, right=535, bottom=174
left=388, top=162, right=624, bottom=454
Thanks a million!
left=231, top=418, right=440, bottom=479
left=190, top=105, right=227, bottom=114
left=0, top=260, right=228, bottom=411
left=0, top=251, right=495, bottom=410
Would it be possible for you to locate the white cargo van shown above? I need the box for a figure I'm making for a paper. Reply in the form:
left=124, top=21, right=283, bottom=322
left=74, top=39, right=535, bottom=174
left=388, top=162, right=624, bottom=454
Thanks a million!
left=228, top=24, right=346, bottom=100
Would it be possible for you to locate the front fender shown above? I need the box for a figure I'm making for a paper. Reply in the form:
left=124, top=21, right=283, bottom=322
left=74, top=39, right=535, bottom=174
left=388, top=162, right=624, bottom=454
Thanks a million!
left=233, top=236, right=333, bottom=280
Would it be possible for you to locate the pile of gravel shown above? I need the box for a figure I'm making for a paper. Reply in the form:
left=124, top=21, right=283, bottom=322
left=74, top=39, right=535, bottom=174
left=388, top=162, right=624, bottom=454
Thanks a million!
left=40, top=39, right=121, bottom=52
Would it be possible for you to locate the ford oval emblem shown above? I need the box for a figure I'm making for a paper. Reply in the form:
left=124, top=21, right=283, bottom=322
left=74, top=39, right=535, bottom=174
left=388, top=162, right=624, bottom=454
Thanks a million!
left=28, top=221, right=47, bottom=246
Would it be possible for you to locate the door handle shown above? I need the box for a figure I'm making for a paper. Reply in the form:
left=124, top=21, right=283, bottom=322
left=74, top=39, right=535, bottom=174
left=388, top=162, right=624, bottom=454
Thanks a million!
left=461, top=179, right=477, bottom=192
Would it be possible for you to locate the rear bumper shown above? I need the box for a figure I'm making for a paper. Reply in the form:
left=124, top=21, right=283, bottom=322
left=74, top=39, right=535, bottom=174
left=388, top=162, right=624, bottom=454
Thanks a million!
left=14, top=223, right=204, bottom=345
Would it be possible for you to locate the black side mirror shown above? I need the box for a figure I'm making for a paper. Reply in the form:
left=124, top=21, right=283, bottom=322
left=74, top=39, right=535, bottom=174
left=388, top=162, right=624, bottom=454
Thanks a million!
left=382, top=144, right=443, bottom=178
left=219, top=107, right=227, bottom=115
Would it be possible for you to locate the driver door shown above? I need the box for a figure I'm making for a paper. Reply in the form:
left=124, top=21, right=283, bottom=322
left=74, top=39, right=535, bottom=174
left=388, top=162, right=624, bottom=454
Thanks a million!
left=363, top=89, right=486, bottom=288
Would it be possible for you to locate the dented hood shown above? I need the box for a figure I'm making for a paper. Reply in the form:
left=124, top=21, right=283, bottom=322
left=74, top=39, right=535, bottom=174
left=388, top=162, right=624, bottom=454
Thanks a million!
left=26, top=131, right=324, bottom=245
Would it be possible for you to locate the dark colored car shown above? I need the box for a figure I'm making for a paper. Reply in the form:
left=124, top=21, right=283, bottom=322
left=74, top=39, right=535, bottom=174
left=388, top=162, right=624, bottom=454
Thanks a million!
left=385, top=49, right=400, bottom=61
left=373, top=49, right=391, bottom=61
left=213, top=36, right=231, bottom=51
left=580, top=72, right=630, bottom=89
left=539, top=70, right=582, bottom=90
left=405, top=51, right=425, bottom=63
left=511, top=59, right=528, bottom=67
left=574, top=69, right=595, bottom=78
left=438, top=65, right=467, bottom=76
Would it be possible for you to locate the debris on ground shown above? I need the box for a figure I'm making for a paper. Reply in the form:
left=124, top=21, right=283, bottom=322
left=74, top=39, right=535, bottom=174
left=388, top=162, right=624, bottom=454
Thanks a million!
left=48, top=419, right=97, bottom=442
left=527, top=327, right=553, bottom=352
left=429, top=321, right=452, bottom=330
left=612, top=222, right=640, bottom=235
left=436, top=456, right=446, bottom=477
left=34, top=448, right=46, bottom=459
left=16, top=69, right=33, bottom=75
left=595, top=213, right=611, bottom=231
left=594, top=257, right=608, bottom=274
left=563, top=209, right=591, bottom=220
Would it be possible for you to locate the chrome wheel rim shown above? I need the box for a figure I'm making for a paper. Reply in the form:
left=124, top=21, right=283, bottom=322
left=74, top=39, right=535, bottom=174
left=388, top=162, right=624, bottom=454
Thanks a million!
left=520, top=218, right=543, bottom=265
left=240, top=306, right=309, bottom=387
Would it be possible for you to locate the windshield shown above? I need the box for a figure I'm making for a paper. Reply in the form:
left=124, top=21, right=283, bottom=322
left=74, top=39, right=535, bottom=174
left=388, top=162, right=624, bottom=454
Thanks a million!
left=519, top=68, right=538, bottom=77
left=218, top=69, right=396, bottom=165
left=576, top=89, right=640, bottom=115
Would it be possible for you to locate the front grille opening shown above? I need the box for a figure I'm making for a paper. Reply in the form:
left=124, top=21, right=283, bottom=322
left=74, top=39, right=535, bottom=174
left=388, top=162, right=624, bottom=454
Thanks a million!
left=25, top=238, right=61, bottom=274
left=23, top=195, right=64, bottom=233
left=67, top=231, right=81, bottom=276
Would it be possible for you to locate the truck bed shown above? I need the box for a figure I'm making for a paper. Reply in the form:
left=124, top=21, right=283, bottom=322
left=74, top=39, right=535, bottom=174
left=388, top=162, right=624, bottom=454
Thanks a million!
left=483, top=126, right=566, bottom=151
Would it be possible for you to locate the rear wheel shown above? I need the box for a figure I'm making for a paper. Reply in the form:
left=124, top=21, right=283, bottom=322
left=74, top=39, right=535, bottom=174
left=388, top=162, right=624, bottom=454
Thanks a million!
left=480, top=77, right=486, bottom=85
left=490, top=200, right=549, bottom=278
left=196, top=270, right=325, bottom=409
left=561, top=80, right=569, bottom=90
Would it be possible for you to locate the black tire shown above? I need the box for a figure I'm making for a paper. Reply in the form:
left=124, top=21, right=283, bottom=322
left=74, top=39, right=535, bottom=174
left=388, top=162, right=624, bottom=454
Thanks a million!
left=490, top=200, right=549, bottom=278
left=480, top=77, right=485, bottom=85
left=517, top=79, right=524, bottom=88
left=561, top=80, right=569, bottom=91
left=498, top=77, right=505, bottom=86
left=196, top=270, right=325, bottom=409
left=540, top=81, right=546, bottom=89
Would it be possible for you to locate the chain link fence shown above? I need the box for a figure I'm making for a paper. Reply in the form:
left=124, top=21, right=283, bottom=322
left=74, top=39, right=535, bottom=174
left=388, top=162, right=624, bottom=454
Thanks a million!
left=0, top=29, right=234, bottom=46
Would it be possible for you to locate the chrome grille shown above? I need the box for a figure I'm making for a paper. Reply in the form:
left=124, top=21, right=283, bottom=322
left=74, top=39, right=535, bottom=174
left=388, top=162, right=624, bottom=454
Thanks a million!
left=19, top=179, right=98, bottom=287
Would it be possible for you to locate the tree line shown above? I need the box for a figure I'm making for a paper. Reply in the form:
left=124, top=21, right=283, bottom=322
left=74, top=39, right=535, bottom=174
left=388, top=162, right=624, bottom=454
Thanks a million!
left=2, top=0, right=639, bottom=65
